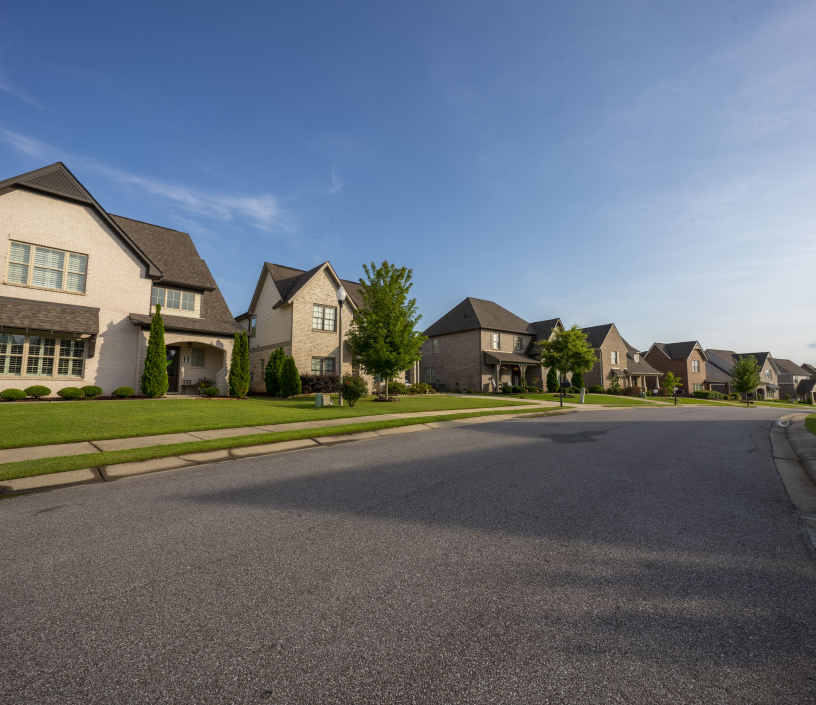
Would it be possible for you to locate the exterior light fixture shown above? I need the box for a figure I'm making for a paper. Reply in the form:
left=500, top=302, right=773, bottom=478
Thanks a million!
left=336, top=286, right=347, bottom=405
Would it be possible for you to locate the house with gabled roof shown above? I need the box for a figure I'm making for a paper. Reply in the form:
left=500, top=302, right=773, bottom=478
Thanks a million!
left=775, top=358, right=811, bottom=400
left=643, top=341, right=714, bottom=395
left=705, top=349, right=781, bottom=399
left=580, top=323, right=662, bottom=391
left=237, top=261, right=403, bottom=393
left=419, top=297, right=562, bottom=392
left=0, top=163, right=242, bottom=396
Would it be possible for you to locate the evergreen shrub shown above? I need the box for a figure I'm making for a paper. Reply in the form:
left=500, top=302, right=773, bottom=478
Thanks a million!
left=588, top=384, right=604, bottom=394
left=571, top=371, right=584, bottom=390
left=229, top=331, right=250, bottom=398
left=24, top=385, right=51, bottom=398
left=546, top=368, right=558, bottom=393
left=340, top=374, right=368, bottom=407
left=141, top=304, right=169, bottom=398
left=113, top=387, right=134, bottom=398
left=1, top=388, right=26, bottom=401
left=58, top=387, right=85, bottom=400
left=202, top=386, right=220, bottom=397
left=279, top=356, right=302, bottom=397
left=82, top=385, right=103, bottom=399
left=387, top=381, right=408, bottom=395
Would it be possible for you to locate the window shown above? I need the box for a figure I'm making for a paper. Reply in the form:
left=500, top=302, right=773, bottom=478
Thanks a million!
left=312, top=304, right=337, bottom=331
left=425, top=367, right=436, bottom=384
left=634, top=354, right=639, bottom=363
left=58, top=339, right=85, bottom=377
left=692, top=383, right=703, bottom=391
left=692, top=360, right=700, bottom=373
left=249, top=316, right=257, bottom=336
left=765, top=369, right=772, bottom=380
left=152, top=287, right=196, bottom=312
left=432, top=339, right=439, bottom=353
left=514, top=336, right=523, bottom=351
left=192, top=348, right=205, bottom=366
left=491, top=333, right=500, bottom=350
left=311, top=357, right=336, bottom=374
left=610, top=351, right=618, bottom=364
left=6, top=242, right=88, bottom=293
left=26, top=336, right=56, bottom=376
left=0, top=334, right=24, bottom=376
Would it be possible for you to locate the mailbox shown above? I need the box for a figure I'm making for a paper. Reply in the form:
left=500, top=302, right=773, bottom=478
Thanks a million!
left=559, top=380, right=571, bottom=390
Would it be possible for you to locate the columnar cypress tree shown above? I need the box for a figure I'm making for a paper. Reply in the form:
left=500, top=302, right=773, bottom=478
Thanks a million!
left=546, top=367, right=558, bottom=393
left=279, top=356, right=302, bottom=397
left=141, top=304, right=169, bottom=398
left=264, top=346, right=285, bottom=396
left=572, top=370, right=584, bottom=390
left=229, top=331, right=250, bottom=398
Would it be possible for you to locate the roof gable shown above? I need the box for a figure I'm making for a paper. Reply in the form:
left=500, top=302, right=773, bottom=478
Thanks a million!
left=423, top=297, right=532, bottom=337
left=649, top=341, right=706, bottom=361
left=246, top=262, right=364, bottom=314
left=581, top=323, right=616, bottom=349
left=775, top=358, right=810, bottom=376
left=529, top=318, right=563, bottom=341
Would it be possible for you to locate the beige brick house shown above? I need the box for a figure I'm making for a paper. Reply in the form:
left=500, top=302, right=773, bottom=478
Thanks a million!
left=643, top=341, right=715, bottom=395
left=419, top=297, right=562, bottom=392
left=581, top=323, right=662, bottom=391
left=0, top=163, right=241, bottom=396
left=237, top=261, right=405, bottom=393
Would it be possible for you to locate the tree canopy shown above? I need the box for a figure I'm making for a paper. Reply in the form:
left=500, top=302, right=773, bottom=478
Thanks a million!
left=535, top=325, right=596, bottom=383
left=730, top=355, right=761, bottom=405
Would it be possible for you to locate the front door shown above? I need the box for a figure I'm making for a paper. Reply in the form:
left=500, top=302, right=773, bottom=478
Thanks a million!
left=166, top=345, right=180, bottom=393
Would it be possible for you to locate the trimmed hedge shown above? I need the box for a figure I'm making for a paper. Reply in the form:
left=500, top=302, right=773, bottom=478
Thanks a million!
left=201, top=386, right=220, bottom=397
left=386, top=381, right=408, bottom=395
left=299, top=373, right=339, bottom=395
left=82, top=385, right=103, bottom=399
left=1, top=388, right=26, bottom=401
left=24, top=385, right=51, bottom=399
left=692, top=390, right=725, bottom=400
left=409, top=383, right=435, bottom=394
left=113, top=386, right=135, bottom=398
left=587, top=385, right=604, bottom=394
left=57, top=387, right=85, bottom=400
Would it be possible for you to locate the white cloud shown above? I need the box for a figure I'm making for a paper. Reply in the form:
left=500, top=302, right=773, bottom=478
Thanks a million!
left=0, top=69, right=44, bottom=109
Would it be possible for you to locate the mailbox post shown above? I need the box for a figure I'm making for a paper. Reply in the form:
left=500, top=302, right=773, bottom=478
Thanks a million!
left=559, top=380, right=570, bottom=408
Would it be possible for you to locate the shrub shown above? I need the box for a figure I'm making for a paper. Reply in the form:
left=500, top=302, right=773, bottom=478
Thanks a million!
left=24, top=385, right=51, bottom=399
left=693, top=390, right=725, bottom=400
left=784, top=394, right=792, bottom=401
left=113, top=386, right=135, bottom=399
left=512, top=385, right=523, bottom=394
left=299, top=373, right=339, bottom=395
left=807, top=397, right=814, bottom=405
left=387, top=381, right=409, bottom=395
left=657, top=387, right=670, bottom=397
left=546, top=367, right=558, bottom=393
left=409, top=383, right=434, bottom=394
left=265, top=347, right=286, bottom=396
left=141, top=304, right=169, bottom=398
left=229, top=331, right=250, bottom=398
left=1, top=388, right=26, bottom=401
left=201, top=386, right=220, bottom=397
left=587, top=384, right=604, bottom=394
left=279, top=356, right=302, bottom=397
left=57, top=387, right=85, bottom=400
left=82, top=385, right=103, bottom=399
left=571, top=371, right=584, bottom=390
left=729, top=392, right=740, bottom=401
left=340, top=374, right=368, bottom=407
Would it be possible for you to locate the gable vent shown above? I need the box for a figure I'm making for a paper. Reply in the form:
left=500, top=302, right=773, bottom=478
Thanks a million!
left=24, top=171, right=87, bottom=201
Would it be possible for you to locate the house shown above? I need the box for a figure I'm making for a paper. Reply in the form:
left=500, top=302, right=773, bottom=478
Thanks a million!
left=705, top=349, right=781, bottom=399
left=237, top=261, right=406, bottom=393
left=580, top=323, right=662, bottom=391
left=643, top=341, right=715, bottom=395
left=775, top=358, right=811, bottom=400
left=419, top=297, right=561, bottom=392
left=0, top=163, right=242, bottom=396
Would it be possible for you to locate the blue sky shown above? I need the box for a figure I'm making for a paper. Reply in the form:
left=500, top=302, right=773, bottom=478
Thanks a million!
left=2, top=1, right=815, bottom=362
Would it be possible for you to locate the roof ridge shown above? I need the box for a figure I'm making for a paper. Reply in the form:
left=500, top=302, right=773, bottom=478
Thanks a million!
left=109, top=214, right=189, bottom=235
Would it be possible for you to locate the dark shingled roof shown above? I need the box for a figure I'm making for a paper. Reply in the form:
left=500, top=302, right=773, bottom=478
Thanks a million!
left=797, top=378, right=816, bottom=393
left=0, top=295, right=99, bottom=335
left=705, top=363, right=732, bottom=383
left=264, top=263, right=364, bottom=309
left=775, top=358, right=810, bottom=376
left=622, top=338, right=663, bottom=376
left=706, top=349, right=777, bottom=375
left=423, top=298, right=532, bottom=337
left=128, top=312, right=241, bottom=336
left=529, top=318, right=562, bottom=341
left=802, top=363, right=816, bottom=376
left=652, top=341, right=704, bottom=360
left=483, top=350, right=540, bottom=366
left=581, top=323, right=615, bottom=349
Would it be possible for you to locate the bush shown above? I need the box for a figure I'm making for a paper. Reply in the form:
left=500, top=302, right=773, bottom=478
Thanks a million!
left=409, top=383, right=434, bottom=394
left=587, top=384, right=604, bottom=394
left=141, top=304, right=169, bottom=398
left=784, top=394, right=792, bottom=401
left=113, top=386, right=134, bottom=398
left=657, top=387, right=670, bottom=397
left=82, top=385, right=103, bottom=399
left=201, top=386, right=220, bottom=397
left=571, top=371, right=584, bottom=390
left=693, top=390, right=725, bottom=400
left=279, top=356, right=302, bottom=397
left=546, top=367, right=558, bottom=393
left=386, top=381, right=409, bottom=395
left=299, top=373, right=339, bottom=395
left=729, top=392, right=740, bottom=400
left=512, top=385, right=523, bottom=394
left=229, top=331, right=250, bottom=398
left=265, top=347, right=286, bottom=396
left=340, top=374, right=368, bottom=407
left=24, top=385, right=51, bottom=399
left=1, top=388, right=26, bottom=401
left=57, top=387, right=85, bottom=400
left=807, top=397, right=814, bottom=405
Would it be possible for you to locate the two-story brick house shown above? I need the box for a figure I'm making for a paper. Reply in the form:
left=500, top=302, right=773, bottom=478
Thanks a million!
left=643, top=341, right=712, bottom=396
left=775, top=358, right=811, bottom=400
left=0, top=163, right=242, bottom=396
left=419, top=297, right=561, bottom=392
left=580, top=323, right=662, bottom=391
left=705, top=349, right=781, bottom=399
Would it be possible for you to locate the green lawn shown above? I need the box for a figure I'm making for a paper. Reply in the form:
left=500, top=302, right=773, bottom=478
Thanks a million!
left=0, top=394, right=526, bottom=449
left=805, top=414, right=816, bottom=436
left=501, top=393, right=652, bottom=406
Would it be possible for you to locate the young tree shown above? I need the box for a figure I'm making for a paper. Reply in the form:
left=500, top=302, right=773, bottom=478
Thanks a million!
left=536, top=325, right=596, bottom=396
left=279, top=356, right=302, bottom=397
left=346, top=261, right=426, bottom=398
left=662, top=371, right=683, bottom=394
left=229, top=331, right=250, bottom=398
left=572, top=370, right=584, bottom=390
left=546, top=367, right=558, bottom=393
left=264, top=346, right=286, bottom=396
left=730, top=355, right=761, bottom=407
left=340, top=374, right=368, bottom=407
left=141, top=304, right=169, bottom=398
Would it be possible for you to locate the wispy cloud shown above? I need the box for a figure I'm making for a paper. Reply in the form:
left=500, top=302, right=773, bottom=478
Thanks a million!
left=807, top=342, right=816, bottom=349
left=0, top=129, right=295, bottom=232
left=329, top=167, right=344, bottom=194
left=0, top=69, right=44, bottom=109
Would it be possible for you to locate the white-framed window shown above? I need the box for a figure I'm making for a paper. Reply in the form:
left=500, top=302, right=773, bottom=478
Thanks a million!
left=26, top=336, right=56, bottom=376
left=491, top=333, right=500, bottom=350
left=634, top=353, right=639, bottom=363
left=192, top=348, right=205, bottom=366
left=151, top=287, right=196, bottom=312
left=692, top=360, right=700, bottom=373
left=6, top=242, right=88, bottom=293
left=514, top=335, right=523, bottom=351
left=432, top=339, right=439, bottom=353
left=765, top=369, right=771, bottom=380
left=311, top=357, right=336, bottom=374
left=610, top=351, right=618, bottom=364
left=692, top=383, right=703, bottom=391
left=312, top=304, right=337, bottom=331
left=425, top=367, right=436, bottom=384
left=250, top=316, right=257, bottom=336
left=58, top=339, right=85, bottom=377
left=0, top=333, right=25, bottom=376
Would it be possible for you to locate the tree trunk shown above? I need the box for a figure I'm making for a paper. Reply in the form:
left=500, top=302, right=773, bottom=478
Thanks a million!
left=385, top=377, right=389, bottom=399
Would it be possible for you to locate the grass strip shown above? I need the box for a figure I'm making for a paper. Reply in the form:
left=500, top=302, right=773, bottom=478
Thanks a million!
left=0, top=408, right=567, bottom=483
left=806, top=414, right=816, bottom=436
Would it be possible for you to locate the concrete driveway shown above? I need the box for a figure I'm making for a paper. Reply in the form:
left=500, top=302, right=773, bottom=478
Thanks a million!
left=1, top=406, right=815, bottom=704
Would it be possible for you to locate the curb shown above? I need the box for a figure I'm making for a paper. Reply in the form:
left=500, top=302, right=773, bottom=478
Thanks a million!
left=0, top=410, right=573, bottom=497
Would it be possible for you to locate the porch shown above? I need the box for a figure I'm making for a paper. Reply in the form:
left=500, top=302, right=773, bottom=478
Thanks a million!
left=483, top=350, right=543, bottom=391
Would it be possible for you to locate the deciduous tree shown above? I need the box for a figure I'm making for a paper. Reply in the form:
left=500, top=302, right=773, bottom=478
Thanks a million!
left=730, top=355, right=761, bottom=407
left=536, top=325, right=596, bottom=396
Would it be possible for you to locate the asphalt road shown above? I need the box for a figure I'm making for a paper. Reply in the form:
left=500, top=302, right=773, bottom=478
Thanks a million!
left=1, top=406, right=815, bottom=704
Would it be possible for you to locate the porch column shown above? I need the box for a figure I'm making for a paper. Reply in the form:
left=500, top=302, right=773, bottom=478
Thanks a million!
left=519, top=364, right=527, bottom=386
left=495, top=363, right=500, bottom=392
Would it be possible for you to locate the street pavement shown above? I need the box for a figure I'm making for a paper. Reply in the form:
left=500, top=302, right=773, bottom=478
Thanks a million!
left=1, top=406, right=815, bottom=704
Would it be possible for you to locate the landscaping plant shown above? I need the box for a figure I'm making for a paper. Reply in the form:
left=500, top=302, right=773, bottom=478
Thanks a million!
left=82, top=385, right=103, bottom=399
left=536, top=325, right=596, bottom=399
left=264, top=346, right=286, bottom=396
left=730, top=355, right=762, bottom=407
left=141, top=303, right=169, bottom=398
left=662, top=371, right=682, bottom=396
left=340, top=374, right=368, bottom=407
left=546, top=367, right=558, bottom=393
left=24, top=385, right=51, bottom=399
left=202, top=386, right=220, bottom=397
left=279, top=356, right=302, bottom=397
left=346, top=261, right=426, bottom=399
left=113, top=387, right=134, bottom=399
left=572, top=370, right=584, bottom=390
left=58, top=387, right=85, bottom=400
left=229, top=330, right=250, bottom=398
left=1, top=388, right=26, bottom=401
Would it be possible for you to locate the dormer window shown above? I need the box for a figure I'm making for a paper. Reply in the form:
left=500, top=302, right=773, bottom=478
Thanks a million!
left=634, top=354, right=639, bottom=363
left=152, top=287, right=196, bottom=311
left=6, top=242, right=88, bottom=293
